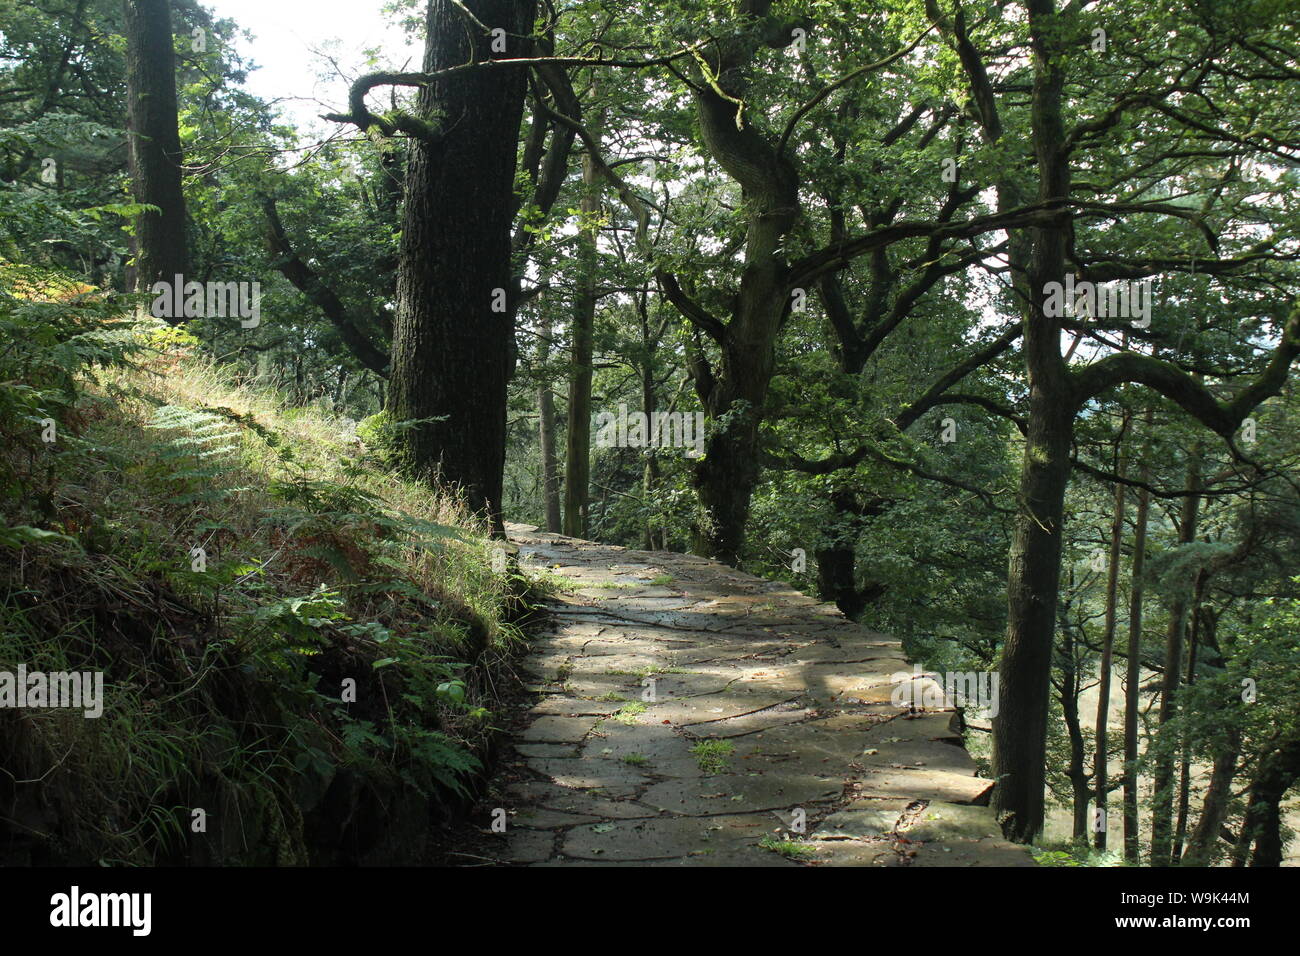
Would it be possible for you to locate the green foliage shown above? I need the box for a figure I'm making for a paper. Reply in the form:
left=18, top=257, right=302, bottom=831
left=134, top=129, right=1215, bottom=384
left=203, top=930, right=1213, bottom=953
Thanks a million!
left=758, top=834, right=816, bottom=861
left=0, top=292, right=522, bottom=862
left=689, top=739, right=735, bottom=774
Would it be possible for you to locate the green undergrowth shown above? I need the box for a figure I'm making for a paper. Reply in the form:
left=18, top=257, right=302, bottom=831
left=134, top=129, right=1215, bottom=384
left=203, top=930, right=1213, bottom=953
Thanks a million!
left=1031, top=843, right=1128, bottom=867
left=0, top=267, right=539, bottom=865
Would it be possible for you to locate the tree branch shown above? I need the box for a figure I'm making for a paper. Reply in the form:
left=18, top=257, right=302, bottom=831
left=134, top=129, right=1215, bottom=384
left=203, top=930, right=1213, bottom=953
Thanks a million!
left=261, top=194, right=389, bottom=377
left=1071, top=300, right=1300, bottom=437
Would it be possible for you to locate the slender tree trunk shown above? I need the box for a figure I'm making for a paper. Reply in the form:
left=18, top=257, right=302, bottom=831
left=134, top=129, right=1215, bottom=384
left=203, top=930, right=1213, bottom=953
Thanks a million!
left=123, top=0, right=188, bottom=297
left=1060, top=616, right=1091, bottom=839
left=388, top=0, right=535, bottom=535
left=1151, top=450, right=1202, bottom=864
left=537, top=310, right=562, bottom=533
left=1172, top=571, right=1205, bottom=861
left=640, top=348, right=659, bottom=551
left=1123, top=410, right=1153, bottom=863
left=562, top=113, right=602, bottom=538
left=1093, top=439, right=1127, bottom=848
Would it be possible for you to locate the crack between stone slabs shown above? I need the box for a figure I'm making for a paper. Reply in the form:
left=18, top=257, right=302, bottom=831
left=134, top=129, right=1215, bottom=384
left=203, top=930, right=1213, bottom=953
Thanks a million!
left=667, top=695, right=852, bottom=743
left=513, top=762, right=663, bottom=815
left=674, top=694, right=807, bottom=732
left=679, top=649, right=801, bottom=666
left=649, top=799, right=840, bottom=822
left=520, top=800, right=662, bottom=823
left=577, top=633, right=709, bottom=650
left=656, top=675, right=749, bottom=702
left=548, top=610, right=793, bottom=641
left=804, top=655, right=907, bottom=666
left=552, top=604, right=710, bottom=620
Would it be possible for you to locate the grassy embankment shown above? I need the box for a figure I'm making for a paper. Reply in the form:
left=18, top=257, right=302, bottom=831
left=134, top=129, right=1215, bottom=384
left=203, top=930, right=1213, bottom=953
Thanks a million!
left=0, top=267, right=535, bottom=864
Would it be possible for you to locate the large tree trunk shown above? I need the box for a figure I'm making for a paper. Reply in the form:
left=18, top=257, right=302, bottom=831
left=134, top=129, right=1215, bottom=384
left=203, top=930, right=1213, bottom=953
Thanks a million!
left=1151, top=452, right=1202, bottom=864
left=686, top=89, right=797, bottom=566
left=663, top=2, right=797, bottom=567
left=815, top=490, right=886, bottom=618
left=1181, top=722, right=1239, bottom=866
left=990, top=0, right=1073, bottom=843
left=1093, top=441, right=1127, bottom=849
left=992, top=389, right=1073, bottom=842
left=123, top=0, right=187, bottom=297
left=1238, top=736, right=1300, bottom=866
left=388, top=0, right=536, bottom=535
left=1122, top=411, right=1153, bottom=863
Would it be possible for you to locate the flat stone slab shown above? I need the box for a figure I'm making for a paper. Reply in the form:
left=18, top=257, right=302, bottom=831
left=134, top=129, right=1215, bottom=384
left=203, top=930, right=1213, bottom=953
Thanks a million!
left=519, top=716, right=599, bottom=744
left=494, top=524, right=1031, bottom=868
left=853, top=768, right=994, bottom=805
left=906, top=838, right=1037, bottom=867
left=903, top=803, right=1003, bottom=842
left=813, top=808, right=903, bottom=840
left=561, top=813, right=777, bottom=861
left=511, top=808, right=602, bottom=830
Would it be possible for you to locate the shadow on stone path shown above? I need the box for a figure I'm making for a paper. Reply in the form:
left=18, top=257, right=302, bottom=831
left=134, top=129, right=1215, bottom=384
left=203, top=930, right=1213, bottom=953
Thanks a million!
left=482, top=524, right=1034, bottom=867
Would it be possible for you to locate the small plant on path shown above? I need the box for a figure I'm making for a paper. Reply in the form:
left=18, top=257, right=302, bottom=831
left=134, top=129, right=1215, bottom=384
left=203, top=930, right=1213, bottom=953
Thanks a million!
left=611, top=702, right=647, bottom=725
left=689, top=739, right=734, bottom=774
left=759, top=835, right=816, bottom=861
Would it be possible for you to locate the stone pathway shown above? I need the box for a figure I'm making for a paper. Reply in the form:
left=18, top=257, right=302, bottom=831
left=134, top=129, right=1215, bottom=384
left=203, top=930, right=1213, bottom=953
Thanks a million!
left=481, top=524, right=1034, bottom=867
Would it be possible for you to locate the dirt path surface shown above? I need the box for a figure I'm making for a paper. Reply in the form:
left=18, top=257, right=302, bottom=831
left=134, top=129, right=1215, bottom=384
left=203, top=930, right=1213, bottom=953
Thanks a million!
left=478, top=524, right=1034, bottom=867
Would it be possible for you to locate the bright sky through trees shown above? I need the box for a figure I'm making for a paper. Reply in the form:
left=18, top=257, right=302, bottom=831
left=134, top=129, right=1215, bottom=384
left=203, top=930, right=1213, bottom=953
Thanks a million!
left=206, top=0, right=418, bottom=136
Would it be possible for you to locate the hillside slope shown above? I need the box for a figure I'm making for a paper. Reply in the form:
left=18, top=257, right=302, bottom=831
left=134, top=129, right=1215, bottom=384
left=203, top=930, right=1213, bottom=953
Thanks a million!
left=0, top=288, right=527, bottom=864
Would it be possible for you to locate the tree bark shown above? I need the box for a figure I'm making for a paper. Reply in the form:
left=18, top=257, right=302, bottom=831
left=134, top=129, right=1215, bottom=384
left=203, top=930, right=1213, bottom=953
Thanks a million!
left=1093, top=434, right=1127, bottom=849
left=1237, top=736, right=1300, bottom=866
left=1181, top=722, right=1239, bottom=866
left=1172, top=571, right=1206, bottom=861
left=537, top=308, right=562, bottom=533
left=1059, top=613, right=1091, bottom=840
left=388, top=0, right=536, bottom=535
left=1123, top=410, right=1153, bottom=863
left=1151, top=451, right=1202, bottom=864
left=562, top=112, right=602, bottom=538
left=123, top=0, right=188, bottom=297
left=990, top=0, right=1073, bottom=843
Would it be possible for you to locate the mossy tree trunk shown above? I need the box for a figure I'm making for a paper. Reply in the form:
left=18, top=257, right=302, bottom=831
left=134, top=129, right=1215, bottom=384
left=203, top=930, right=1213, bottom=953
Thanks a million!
left=388, top=0, right=536, bottom=534
left=124, top=0, right=188, bottom=298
